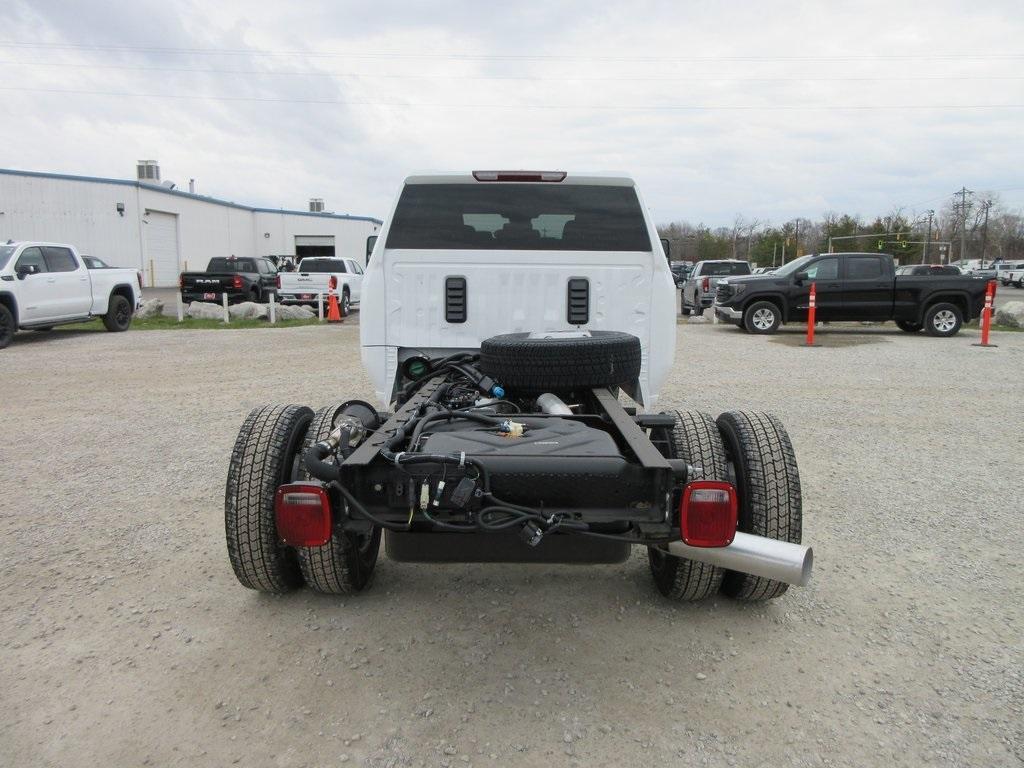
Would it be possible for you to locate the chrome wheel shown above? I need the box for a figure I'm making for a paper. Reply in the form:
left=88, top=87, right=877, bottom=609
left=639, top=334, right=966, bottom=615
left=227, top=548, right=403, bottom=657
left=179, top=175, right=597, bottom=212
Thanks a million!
left=932, top=309, right=957, bottom=333
left=752, top=307, right=776, bottom=330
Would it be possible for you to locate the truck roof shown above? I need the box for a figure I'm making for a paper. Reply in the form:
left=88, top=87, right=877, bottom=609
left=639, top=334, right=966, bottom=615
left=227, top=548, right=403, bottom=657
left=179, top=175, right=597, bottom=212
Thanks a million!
left=403, top=171, right=636, bottom=187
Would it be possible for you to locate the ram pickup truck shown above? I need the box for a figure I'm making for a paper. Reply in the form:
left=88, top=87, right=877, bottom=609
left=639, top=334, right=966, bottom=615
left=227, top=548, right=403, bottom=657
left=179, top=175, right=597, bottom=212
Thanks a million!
left=275, top=256, right=364, bottom=315
left=223, top=170, right=813, bottom=605
left=713, top=251, right=989, bottom=336
left=0, top=241, right=141, bottom=349
left=179, top=256, right=278, bottom=304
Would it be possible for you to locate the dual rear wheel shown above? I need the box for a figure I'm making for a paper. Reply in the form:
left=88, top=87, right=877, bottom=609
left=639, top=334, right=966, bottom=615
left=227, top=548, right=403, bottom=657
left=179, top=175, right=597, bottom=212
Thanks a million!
left=648, top=409, right=802, bottom=602
left=224, top=403, right=381, bottom=595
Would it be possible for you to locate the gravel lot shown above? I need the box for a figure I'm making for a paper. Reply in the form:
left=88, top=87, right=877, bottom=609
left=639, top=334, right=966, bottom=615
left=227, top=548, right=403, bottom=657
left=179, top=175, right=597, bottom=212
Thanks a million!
left=1, top=321, right=1022, bottom=768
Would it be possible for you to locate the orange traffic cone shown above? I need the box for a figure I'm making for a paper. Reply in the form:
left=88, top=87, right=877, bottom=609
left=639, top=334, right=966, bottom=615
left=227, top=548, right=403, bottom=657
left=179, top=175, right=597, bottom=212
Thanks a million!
left=326, top=291, right=343, bottom=323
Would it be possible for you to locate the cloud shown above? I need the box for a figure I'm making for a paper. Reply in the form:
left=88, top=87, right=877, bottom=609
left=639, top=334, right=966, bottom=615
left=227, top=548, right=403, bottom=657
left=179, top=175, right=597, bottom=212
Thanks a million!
left=0, top=0, right=1021, bottom=225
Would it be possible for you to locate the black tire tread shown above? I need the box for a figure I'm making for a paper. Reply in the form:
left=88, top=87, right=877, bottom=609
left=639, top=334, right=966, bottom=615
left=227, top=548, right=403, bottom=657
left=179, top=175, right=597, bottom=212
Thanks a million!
left=480, top=331, right=641, bottom=391
left=647, top=410, right=727, bottom=601
left=225, top=404, right=313, bottom=593
left=0, top=303, right=15, bottom=349
left=923, top=302, right=963, bottom=337
left=102, top=295, right=132, bottom=332
left=716, top=411, right=802, bottom=601
left=296, top=404, right=381, bottom=594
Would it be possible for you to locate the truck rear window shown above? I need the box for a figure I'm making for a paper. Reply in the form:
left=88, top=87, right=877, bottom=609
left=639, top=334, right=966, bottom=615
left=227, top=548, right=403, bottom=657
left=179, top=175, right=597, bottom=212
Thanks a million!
left=299, top=259, right=347, bottom=273
left=208, top=258, right=257, bottom=273
left=385, top=184, right=652, bottom=251
left=700, top=262, right=751, bottom=276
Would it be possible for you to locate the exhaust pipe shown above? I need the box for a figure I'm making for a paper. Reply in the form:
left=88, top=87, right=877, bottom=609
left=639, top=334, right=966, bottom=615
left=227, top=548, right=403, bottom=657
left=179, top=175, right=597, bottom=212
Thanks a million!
left=537, top=393, right=573, bottom=415
left=667, top=532, right=813, bottom=587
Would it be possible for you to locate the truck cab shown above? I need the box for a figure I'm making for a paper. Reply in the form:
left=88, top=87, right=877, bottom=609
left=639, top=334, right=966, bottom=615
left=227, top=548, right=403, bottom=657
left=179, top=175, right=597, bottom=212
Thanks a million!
left=359, top=171, right=677, bottom=407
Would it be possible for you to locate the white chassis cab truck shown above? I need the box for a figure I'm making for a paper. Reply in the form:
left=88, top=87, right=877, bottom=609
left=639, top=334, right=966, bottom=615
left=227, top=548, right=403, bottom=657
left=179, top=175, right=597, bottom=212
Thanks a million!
left=224, top=171, right=812, bottom=601
left=0, top=241, right=142, bottom=349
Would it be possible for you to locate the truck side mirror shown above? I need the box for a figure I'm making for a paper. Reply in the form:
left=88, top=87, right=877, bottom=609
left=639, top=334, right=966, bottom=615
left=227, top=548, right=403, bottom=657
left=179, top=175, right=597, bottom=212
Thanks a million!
left=660, top=238, right=671, bottom=260
left=16, top=264, right=40, bottom=280
left=793, top=271, right=808, bottom=284
left=366, top=235, right=378, bottom=262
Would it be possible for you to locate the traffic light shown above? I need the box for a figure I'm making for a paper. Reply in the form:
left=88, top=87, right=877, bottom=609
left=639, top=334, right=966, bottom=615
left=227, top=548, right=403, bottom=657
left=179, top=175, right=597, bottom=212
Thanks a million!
left=877, top=239, right=884, bottom=251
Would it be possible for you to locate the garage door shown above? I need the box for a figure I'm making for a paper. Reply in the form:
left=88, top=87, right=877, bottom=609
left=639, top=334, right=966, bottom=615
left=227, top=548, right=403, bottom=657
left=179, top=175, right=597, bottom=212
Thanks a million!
left=295, top=235, right=335, bottom=260
left=145, top=211, right=180, bottom=287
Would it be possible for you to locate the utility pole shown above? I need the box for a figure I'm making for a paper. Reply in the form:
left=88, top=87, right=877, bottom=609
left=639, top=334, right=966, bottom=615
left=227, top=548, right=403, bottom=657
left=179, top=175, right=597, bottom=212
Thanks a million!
left=773, top=242, right=778, bottom=267
left=954, top=186, right=972, bottom=263
left=924, top=210, right=934, bottom=263
left=980, top=199, right=992, bottom=267
left=794, top=218, right=800, bottom=258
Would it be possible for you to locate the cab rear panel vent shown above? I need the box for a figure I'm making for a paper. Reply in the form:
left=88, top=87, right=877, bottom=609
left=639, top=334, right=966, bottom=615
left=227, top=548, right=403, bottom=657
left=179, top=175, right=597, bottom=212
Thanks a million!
left=445, top=277, right=467, bottom=323
left=567, top=278, right=590, bottom=325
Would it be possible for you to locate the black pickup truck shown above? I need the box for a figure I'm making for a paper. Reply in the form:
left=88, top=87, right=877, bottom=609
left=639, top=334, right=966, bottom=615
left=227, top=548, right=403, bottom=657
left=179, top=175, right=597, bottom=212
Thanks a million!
left=179, top=257, right=278, bottom=304
left=713, top=252, right=989, bottom=336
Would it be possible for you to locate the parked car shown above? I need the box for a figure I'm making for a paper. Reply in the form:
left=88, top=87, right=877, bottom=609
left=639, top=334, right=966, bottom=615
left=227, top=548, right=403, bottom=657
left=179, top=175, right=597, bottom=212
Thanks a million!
left=179, top=256, right=278, bottom=304
left=681, top=260, right=752, bottom=315
left=713, top=252, right=989, bottom=336
left=895, top=264, right=962, bottom=276
left=0, top=241, right=142, bottom=349
left=276, top=256, right=363, bottom=315
left=223, top=170, right=812, bottom=603
left=996, top=261, right=1024, bottom=287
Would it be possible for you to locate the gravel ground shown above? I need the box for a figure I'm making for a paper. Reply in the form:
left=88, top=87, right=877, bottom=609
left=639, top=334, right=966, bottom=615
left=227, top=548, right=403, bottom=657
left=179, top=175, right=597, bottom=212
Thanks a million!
left=1, top=322, right=1021, bottom=768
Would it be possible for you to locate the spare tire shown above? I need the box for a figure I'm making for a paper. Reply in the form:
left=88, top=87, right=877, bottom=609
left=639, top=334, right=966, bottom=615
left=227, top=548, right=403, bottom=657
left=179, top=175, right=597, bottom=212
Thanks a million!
left=480, top=331, right=641, bottom=391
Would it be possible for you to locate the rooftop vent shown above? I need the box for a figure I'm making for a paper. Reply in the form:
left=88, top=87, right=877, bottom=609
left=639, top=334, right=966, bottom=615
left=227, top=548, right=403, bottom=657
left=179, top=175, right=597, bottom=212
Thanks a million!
left=136, top=160, right=160, bottom=183
left=309, top=198, right=325, bottom=213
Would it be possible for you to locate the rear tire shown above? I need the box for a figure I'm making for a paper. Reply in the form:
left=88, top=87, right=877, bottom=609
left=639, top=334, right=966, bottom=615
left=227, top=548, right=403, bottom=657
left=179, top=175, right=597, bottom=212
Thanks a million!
left=716, top=411, right=802, bottom=601
left=341, top=289, right=351, bottom=317
left=296, top=404, right=381, bottom=594
left=647, top=411, right=727, bottom=601
left=102, top=295, right=132, bottom=332
left=225, top=404, right=314, bottom=593
left=924, top=302, right=963, bottom=337
left=896, top=320, right=923, bottom=333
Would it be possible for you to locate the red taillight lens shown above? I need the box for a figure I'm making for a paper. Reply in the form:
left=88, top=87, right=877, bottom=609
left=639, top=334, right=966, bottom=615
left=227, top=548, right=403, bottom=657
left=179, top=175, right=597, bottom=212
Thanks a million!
left=680, top=481, right=737, bottom=548
left=329, top=275, right=338, bottom=291
left=702, top=277, right=710, bottom=292
left=274, top=483, right=333, bottom=547
left=233, top=275, right=243, bottom=290
left=275, top=274, right=281, bottom=289
left=138, top=271, right=144, bottom=290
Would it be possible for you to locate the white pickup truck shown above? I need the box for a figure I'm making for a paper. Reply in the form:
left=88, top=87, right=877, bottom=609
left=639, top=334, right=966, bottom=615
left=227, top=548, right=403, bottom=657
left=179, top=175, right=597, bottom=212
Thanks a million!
left=223, top=171, right=812, bottom=606
left=0, top=241, right=142, bottom=349
left=275, top=256, right=363, bottom=315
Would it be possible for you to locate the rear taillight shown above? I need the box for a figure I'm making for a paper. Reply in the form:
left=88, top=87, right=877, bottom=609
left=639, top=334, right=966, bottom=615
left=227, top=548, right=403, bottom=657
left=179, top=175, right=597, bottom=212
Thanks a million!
left=702, top=277, right=710, bottom=292
left=138, top=271, right=144, bottom=290
left=472, top=170, right=566, bottom=182
left=680, top=481, right=737, bottom=548
left=274, top=483, right=333, bottom=547
left=275, top=274, right=281, bottom=290
left=329, top=275, right=338, bottom=291
left=233, top=275, right=243, bottom=290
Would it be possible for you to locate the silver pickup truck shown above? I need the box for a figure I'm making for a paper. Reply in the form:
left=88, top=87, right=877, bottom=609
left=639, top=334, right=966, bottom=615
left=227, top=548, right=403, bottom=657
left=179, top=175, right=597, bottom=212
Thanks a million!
left=681, top=259, right=752, bottom=315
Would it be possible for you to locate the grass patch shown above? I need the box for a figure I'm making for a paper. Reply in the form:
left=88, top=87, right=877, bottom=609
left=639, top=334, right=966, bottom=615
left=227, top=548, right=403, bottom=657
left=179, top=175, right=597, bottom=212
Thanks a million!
left=54, top=315, right=326, bottom=332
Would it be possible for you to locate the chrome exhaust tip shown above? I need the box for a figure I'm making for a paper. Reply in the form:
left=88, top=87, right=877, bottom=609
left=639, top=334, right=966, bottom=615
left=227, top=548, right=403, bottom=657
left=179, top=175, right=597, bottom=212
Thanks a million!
left=667, top=532, right=813, bottom=587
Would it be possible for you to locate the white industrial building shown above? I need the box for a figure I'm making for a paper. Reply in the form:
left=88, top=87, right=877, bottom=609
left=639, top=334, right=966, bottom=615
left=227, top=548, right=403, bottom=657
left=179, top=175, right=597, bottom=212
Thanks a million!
left=0, top=163, right=382, bottom=287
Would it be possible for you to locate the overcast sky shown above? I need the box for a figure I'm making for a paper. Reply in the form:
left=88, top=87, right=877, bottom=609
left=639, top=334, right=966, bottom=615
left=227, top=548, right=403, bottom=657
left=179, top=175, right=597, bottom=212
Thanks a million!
left=1, top=1, right=1021, bottom=226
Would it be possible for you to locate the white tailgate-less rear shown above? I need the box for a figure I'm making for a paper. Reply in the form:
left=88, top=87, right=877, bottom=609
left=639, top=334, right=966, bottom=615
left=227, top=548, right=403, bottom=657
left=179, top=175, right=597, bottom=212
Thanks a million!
left=360, top=172, right=676, bottom=408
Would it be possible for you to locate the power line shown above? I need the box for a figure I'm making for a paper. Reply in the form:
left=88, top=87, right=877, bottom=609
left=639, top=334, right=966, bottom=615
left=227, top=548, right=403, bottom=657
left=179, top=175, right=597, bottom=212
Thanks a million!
left=0, top=40, right=1021, bottom=62
left=2, top=85, right=1023, bottom=111
left=2, top=60, right=1021, bottom=83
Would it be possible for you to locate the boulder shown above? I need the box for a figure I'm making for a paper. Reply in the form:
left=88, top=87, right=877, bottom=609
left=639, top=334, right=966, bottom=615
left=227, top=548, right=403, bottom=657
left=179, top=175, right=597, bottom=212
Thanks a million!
left=994, top=300, right=1024, bottom=329
left=134, top=298, right=164, bottom=320
left=277, top=304, right=316, bottom=321
left=687, top=314, right=710, bottom=324
left=186, top=301, right=227, bottom=320
left=228, top=301, right=269, bottom=320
